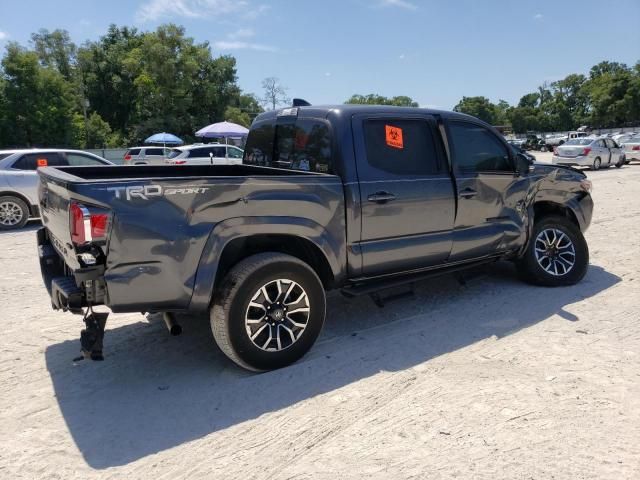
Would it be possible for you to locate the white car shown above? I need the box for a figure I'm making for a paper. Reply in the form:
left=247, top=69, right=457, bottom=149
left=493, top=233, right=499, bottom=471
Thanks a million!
left=0, top=149, right=112, bottom=230
left=166, top=144, right=244, bottom=165
left=552, top=138, right=626, bottom=170
left=123, top=146, right=172, bottom=165
left=620, top=134, right=640, bottom=161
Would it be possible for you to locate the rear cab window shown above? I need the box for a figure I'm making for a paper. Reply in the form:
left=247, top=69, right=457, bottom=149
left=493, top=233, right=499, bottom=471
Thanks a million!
left=244, top=117, right=333, bottom=174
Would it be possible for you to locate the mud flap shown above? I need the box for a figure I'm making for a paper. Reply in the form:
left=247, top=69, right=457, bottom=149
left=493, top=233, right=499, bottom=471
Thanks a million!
left=74, top=311, right=109, bottom=361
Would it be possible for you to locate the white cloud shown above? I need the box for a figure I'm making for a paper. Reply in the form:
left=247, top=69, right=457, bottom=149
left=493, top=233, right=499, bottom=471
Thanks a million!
left=379, top=0, right=417, bottom=10
left=0, top=31, right=8, bottom=41
left=213, top=40, right=277, bottom=52
left=534, top=13, right=543, bottom=20
left=399, top=53, right=405, bottom=60
left=137, top=0, right=248, bottom=22
left=228, top=28, right=255, bottom=40
left=325, top=72, right=332, bottom=77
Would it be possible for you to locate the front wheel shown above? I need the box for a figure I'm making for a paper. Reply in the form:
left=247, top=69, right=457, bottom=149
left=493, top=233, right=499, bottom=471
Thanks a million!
left=517, top=216, right=589, bottom=286
left=210, top=252, right=326, bottom=371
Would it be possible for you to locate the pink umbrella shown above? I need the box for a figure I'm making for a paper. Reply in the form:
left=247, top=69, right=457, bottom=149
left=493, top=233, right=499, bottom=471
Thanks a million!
left=195, top=121, right=249, bottom=138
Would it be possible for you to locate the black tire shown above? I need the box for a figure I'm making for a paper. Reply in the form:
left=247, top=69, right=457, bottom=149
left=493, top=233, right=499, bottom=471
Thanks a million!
left=591, top=157, right=601, bottom=170
left=0, top=196, right=30, bottom=231
left=517, top=215, right=589, bottom=287
left=541, top=145, right=549, bottom=152
left=210, top=252, right=326, bottom=371
left=615, top=160, right=623, bottom=168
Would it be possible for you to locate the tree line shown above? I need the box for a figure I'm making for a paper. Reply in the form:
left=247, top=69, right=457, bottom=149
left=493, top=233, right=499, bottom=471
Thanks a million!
left=0, top=24, right=263, bottom=149
left=347, top=60, right=640, bottom=133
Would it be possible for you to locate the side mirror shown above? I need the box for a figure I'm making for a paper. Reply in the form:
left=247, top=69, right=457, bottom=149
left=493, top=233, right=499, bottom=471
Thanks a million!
left=515, top=153, right=533, bottom=175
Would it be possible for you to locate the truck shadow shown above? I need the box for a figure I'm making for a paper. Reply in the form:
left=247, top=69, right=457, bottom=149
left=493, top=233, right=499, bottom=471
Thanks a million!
left=45, top=262, right=620, bottom=469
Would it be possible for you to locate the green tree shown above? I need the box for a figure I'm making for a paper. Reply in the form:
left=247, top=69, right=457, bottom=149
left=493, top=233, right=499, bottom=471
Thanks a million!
left=1, top=42, right=74, bottom=146
left=30, top=29, right=77, bottom=81
left=345, top=93, right=419, bottom=107
left=223, top=106, right=251, bottom=127
left=453, top=96, right=500, bottom=124
left=70, top=111, right=114, bottom=148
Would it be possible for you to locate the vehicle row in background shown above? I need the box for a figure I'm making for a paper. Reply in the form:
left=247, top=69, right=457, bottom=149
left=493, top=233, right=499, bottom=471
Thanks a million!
left=123, top=143, right=245, bottom=166
left=552, top=137, right=627, bottom=170
left=0, top=149, right=112, bottom=230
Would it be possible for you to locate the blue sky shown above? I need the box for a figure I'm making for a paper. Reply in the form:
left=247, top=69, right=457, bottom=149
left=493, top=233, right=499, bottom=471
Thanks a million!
left=1, top=0, right=638, bottom=109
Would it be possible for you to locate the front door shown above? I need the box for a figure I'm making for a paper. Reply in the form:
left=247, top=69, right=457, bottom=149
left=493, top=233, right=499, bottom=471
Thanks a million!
left=353, top=114, right=456, bottom=276
left=445, top=120, right=529, bottom=262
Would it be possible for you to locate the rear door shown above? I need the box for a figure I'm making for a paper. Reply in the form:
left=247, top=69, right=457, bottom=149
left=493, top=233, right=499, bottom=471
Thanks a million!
left=446, top=120, right=528, bottom=261
left=352, top=114, right=455, bottom=276
left=594, top=139, right=610, bottom=165
left=7, top=152, right=67, bottom=206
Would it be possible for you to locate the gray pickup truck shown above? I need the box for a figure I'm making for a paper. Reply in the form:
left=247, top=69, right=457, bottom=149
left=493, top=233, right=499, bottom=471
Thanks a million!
left=37, top=105, right=593, bottom=371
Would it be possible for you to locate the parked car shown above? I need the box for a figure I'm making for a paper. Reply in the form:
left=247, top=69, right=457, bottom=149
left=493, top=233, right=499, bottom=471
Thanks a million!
left=123, top=146, right=172, bottom=165
left=552, top=137, right=626, bottom=170
left=523, top=134, right=546, bottom=151
left=621, top=134, right=640, bottom=162
left=36, top=105, right=593, bottom=371
left=166, top=143, right=244, bottom=165
left=545, top=131, right=589, bottom=149
left=0, top=149, right=112, bottom=230
left=509, top=143, right=536, bottom=163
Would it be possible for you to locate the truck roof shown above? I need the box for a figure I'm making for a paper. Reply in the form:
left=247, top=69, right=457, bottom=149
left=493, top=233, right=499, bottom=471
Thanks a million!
left=254, top=105, right=482, bottom=124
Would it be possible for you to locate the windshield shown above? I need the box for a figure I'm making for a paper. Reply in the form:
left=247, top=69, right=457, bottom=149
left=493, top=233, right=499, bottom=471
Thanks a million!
left=244, top=118, right=333, bottom=173
left=168, top=149, right=183, bottom=159
left=565, top=139, right=592, bottom=146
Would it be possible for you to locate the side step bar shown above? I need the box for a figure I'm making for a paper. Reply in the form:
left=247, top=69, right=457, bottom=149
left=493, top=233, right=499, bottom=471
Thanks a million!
left=341, top=258, right=499, bottom=298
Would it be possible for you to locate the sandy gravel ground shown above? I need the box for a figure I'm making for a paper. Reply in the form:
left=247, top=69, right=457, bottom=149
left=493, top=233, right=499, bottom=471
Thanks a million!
left=1, top=154, right=639, bottom=479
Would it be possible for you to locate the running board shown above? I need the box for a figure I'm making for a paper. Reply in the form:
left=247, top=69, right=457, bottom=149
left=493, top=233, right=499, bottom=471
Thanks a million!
left=340, top=258, right=499, bottom=298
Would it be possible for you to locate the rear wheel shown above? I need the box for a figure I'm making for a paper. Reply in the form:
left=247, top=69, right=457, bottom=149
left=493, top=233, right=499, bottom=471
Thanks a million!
left=0, top=196, right=30, bottom=230
left=541, top=145, right=549, bottom=152
left=591, top=157, right=601, bottom=170
left=210, top=252, right=326, bottom=371
left=517, top=216, right=588, bottom=286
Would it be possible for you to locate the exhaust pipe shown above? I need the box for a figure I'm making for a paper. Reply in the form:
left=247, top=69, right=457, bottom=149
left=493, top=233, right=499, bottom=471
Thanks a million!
left=162, top=312, right=182, bottom=336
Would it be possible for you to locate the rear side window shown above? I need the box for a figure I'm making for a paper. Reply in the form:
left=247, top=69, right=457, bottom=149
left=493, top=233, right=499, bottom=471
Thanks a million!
left=244, top=119, right=333, bottom=173
left=145, top=148, right=164, bottom=156
left=65, top=153, right=107, bottom=166
left=362, top=119, right=441, bottom=176
left=0, top=153, right=12, bottom=161
left=127, top=148, right=141, bottom=156
left=168, top=149, right=183, bottom=159
left=448, top=121, right=512, bottom=173
left=12, top=152, right=67, bottom=170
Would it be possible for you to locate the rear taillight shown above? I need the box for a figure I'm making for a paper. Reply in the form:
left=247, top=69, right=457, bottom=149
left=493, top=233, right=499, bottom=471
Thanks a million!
left=70, top=203, right=110, bottom=245
left=171, top=160, right=187, bottom=165
left=582, top=147, right=591, bottom=156
left=123, top=154, right=132, bottom=164
left=632, top=146, right=640, bottom=151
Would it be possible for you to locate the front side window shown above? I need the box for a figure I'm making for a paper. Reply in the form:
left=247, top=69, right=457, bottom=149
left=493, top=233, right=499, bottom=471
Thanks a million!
left=362, top=119, right=441, bottom=176
left=12, top=152, right=66, bottom=170
left=448, top=121, right=513, bottom=173
left=227, top=147, right=243, bottom=159
left=244, top=119, right=333, bottom=173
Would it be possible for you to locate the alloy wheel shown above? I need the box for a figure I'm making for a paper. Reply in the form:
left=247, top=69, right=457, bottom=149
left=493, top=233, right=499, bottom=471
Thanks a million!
left=534, top=228, right=576, bottom=276
left=0, top=201, right=24, bottom=226
left=244, top=278, right=310, bottom=351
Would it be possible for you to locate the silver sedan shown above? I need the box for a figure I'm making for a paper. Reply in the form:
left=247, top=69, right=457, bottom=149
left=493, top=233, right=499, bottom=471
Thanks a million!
left=0, top=149, right=112, bottom=230
left=552, top=137, right=626, bottom=170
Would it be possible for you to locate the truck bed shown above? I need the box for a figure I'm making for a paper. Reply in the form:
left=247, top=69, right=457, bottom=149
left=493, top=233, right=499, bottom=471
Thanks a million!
left=37, top=164, right=346, bottom=312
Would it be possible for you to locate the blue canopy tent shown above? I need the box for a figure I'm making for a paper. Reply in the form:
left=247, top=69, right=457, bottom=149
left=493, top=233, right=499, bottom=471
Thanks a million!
left=144, top=132, right=184, bottom=149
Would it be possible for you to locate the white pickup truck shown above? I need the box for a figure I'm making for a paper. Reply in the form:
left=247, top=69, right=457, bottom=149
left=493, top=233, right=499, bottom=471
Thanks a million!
left=545, top=131, right=589, bottom=148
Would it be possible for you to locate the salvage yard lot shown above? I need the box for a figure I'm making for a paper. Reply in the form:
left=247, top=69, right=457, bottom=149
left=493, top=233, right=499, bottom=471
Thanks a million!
left=1, top=156, right=639, bottom=479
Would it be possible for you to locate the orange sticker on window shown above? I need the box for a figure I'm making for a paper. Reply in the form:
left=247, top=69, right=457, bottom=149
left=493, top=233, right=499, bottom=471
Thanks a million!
left=37, top=158, right=48, bottom=167
left=385, top=125, right=403, bottom=149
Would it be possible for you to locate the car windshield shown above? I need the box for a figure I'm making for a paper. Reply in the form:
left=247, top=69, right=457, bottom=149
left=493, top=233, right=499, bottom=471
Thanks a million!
left=168, top=149, right=183, bottom=159
left=565, top=139, right=592, bottom=146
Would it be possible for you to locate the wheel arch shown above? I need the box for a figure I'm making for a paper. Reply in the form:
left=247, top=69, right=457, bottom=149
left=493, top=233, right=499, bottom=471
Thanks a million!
left=189, top=217, right=346, bottom=312
left=0, top=190, right=36, bottom=216
left=533, top=201, right=579, bottom=228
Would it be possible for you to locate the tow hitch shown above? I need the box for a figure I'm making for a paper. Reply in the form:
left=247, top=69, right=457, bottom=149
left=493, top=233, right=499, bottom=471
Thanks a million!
left=73, top=308, right=109, bottom=362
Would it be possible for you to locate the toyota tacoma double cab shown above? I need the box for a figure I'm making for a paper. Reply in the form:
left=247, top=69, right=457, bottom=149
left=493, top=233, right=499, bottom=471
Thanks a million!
left=37, top=105, right=593, bottom=371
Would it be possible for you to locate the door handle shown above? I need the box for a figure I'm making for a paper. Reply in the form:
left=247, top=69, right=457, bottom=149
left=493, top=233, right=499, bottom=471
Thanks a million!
left=367, top=191, right=396, bottom=203
left=459, top=188, right=477, bottom=199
